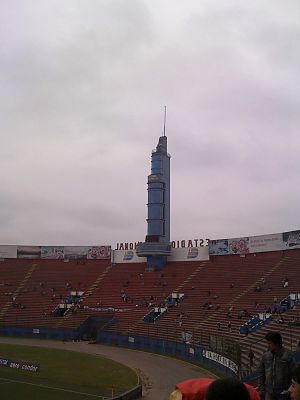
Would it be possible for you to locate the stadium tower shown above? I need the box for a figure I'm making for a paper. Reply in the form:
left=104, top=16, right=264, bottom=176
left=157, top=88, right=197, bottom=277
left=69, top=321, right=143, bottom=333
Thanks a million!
left=136, top=111, right=171, bottom=269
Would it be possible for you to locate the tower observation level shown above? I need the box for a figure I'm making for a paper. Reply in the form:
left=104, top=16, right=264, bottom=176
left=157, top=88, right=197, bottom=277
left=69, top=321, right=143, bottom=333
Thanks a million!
left=136, top=133, right=171, bottom=269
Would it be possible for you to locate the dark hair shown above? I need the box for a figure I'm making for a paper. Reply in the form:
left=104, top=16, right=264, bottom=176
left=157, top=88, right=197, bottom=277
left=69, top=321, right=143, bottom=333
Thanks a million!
left=292, top=366, right=300, bottom=384
left=265, top=332, right=283, bottom=348
left=205, top=378, right=250, bottom=400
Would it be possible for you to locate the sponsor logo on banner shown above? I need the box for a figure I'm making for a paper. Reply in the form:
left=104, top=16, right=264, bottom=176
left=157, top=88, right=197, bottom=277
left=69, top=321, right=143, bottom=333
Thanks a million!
left=123, top=251, right=134, bottom=261
left=0, top=358, right=39, bottom=372
left=187, top=247, right=199, bottom=258
left=202, top=350, right=238, bottom=374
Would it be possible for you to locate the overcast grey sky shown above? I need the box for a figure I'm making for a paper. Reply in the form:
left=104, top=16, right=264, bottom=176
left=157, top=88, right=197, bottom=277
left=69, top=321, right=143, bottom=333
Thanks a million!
left=1, top=0, right=299, bottom=247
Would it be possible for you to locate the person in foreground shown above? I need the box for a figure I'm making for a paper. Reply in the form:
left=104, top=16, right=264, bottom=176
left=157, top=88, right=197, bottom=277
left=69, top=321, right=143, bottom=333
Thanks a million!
left=258, top=331, right=296, bottom=400
left=289, top=365, right=300, bottom=400
left=169, top=377, right=260, bottom=400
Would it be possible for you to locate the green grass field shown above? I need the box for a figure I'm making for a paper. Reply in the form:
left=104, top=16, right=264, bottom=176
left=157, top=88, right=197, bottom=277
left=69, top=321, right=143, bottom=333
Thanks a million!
left=0, top=343, right=138, bottom=399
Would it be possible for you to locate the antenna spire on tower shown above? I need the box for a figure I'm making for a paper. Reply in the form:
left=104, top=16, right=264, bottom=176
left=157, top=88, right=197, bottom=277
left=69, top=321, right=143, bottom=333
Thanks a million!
left=163, top=106, right=167, bottom=137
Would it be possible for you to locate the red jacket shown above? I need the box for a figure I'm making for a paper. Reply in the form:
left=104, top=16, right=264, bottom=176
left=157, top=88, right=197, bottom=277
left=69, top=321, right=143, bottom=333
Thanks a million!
left=175, top=378, right=260, bottom=400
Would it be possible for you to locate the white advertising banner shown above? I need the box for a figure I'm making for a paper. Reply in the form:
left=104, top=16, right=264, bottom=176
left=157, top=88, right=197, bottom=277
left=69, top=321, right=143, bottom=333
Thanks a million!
left=113, top=246, right=209, bottom=263
left=249, top=233, right=283, bottom=253
left=0, top=245, right=17, bottom=258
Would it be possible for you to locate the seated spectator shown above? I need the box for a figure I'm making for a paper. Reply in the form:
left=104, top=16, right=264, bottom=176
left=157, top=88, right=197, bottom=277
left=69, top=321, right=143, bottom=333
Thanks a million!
left=277, top=316, right=285, bottom=324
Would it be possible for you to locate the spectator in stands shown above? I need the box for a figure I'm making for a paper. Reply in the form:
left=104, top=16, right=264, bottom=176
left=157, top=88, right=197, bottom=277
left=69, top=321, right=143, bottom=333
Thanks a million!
left=227, top=322, right=232, bottom=332
left=277, top=316, right=284, bottom=324
left=248, top=348, right=255, bottom=369
left=258, top=331, right=296, bottom=400
left=217, top=322, right=221, bottom=330
left=283, top=277, right=289, bottom=288
left=289, top=366, right=300, bottom=400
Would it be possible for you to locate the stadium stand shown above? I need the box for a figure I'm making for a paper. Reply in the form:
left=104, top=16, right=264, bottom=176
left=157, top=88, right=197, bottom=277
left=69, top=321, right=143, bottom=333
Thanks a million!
left=1, top=248, right=300, bottom=377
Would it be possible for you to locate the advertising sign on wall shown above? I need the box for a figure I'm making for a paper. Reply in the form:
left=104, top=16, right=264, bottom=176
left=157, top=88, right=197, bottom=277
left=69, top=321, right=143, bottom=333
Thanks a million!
left=0, top=357, right=40, bottom=372
left=208, top=239, right=229, bottom=256
left=64, top=246, right=89, bottom=259
left=41, top=246, right=64, bottom=259
left=0, top=245, right=17, bottom=258
left=202, top=350, right=238, bottom=374
left=283, top=230, right=300, bottom=249
left=17, top=246, right=41, bottom=259
left=228, top=237, right=249, bottom=255
left=87, top=246, right=111, bottom=259
left=249, top=233, right=283, bottom=253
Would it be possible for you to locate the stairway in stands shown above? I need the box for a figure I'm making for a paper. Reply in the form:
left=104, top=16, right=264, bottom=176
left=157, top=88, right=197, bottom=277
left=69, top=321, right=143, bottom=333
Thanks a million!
left=0, top=263, right=37, bottom=321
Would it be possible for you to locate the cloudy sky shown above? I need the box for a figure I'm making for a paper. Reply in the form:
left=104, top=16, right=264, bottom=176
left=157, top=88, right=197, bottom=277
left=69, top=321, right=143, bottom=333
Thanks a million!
left=1, top=0, right=299, bottom=248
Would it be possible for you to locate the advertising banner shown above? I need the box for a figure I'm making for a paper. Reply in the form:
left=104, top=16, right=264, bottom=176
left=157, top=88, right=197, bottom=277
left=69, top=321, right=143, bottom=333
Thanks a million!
left=249, top=233, right=283, bottom=253
left=17, top=246, right=41, bottom=259
left=87, top=246, right=111, bottom=259
left=283, top=230, right=300, bottom=249
left=41, top=246, right=64, bottom=259
left=0, top=357, right=40, bottom=372
left=0, top=245, right=17, bottom=258
left=64, top=246, right=89, bottom=259
left=208, top=239, right=229, bottom=256
left=228, top=237, right=249, bottom=255
left=202, top=350, right=238, bottom=374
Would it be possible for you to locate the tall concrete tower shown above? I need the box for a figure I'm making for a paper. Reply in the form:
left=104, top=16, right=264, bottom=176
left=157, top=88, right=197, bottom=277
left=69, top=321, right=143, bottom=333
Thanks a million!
left=136, top=132, right=171, bottom=269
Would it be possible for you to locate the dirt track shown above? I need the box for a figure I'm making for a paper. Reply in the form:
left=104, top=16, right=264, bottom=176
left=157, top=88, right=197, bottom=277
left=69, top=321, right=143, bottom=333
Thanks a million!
left=0, top=337, right=217, bottom=399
